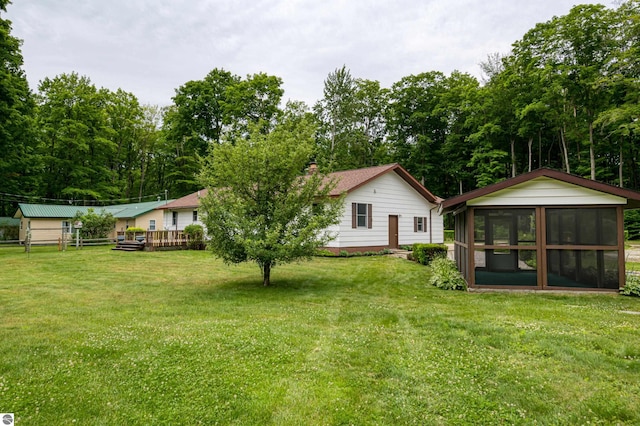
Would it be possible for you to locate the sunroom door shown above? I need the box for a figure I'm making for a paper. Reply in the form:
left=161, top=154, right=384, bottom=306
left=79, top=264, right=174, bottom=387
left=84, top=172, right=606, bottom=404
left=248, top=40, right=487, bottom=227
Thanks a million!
left=486, top=215, right=518, bottom=271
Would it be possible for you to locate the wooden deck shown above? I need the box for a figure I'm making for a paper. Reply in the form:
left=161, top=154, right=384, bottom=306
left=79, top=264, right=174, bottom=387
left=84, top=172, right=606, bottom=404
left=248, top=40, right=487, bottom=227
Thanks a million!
left=112, top=240, right=145, bottom=251
left=115, top=230, right=197, bottom=251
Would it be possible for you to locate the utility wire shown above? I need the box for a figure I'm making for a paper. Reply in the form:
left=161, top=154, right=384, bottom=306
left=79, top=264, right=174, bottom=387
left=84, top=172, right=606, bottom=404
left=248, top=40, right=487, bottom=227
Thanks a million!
left=0, top=191, right=168, bottom=205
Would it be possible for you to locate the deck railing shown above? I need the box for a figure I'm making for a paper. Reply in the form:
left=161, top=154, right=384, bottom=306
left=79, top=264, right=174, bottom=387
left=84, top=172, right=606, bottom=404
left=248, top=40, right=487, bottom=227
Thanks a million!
left=116, top=230, right=197, bottom=250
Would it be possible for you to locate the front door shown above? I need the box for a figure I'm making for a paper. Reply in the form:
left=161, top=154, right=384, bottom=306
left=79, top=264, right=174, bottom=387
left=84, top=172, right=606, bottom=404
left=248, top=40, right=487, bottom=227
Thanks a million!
left=389, top=215, right=399, bottom=249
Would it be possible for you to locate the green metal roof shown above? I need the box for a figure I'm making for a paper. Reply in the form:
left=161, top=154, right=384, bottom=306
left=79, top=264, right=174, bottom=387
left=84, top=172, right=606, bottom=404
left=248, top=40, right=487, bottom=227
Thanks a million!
left=15, top=200, right=174, bottom=219
left=108, top=200, right=173, bottom=218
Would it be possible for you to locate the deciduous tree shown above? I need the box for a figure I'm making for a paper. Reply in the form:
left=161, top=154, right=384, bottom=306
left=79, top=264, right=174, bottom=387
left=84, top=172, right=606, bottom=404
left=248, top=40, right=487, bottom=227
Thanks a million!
left=0, top=0, right=38, bottom=215
left=199, top=117, right=343, bottom=286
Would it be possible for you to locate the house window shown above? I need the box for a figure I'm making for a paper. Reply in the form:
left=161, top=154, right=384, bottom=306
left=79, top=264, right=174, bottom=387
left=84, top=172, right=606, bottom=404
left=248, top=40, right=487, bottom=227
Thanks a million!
left=172, top=211, right=178, bottom=226
left=193, top=210, right=198, bottom=222
left=149, top=220, right=156, bottom=231
left=352, top=203, right=372, bottom=229
left=414, top=216, right=428, bottom=232
left=62, top=221, right=71, bottom=233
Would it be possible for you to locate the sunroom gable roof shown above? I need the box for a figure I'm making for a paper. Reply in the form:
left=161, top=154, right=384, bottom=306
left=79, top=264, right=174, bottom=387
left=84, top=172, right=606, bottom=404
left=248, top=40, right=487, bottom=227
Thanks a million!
left=440, top=168, right=640, bottom=213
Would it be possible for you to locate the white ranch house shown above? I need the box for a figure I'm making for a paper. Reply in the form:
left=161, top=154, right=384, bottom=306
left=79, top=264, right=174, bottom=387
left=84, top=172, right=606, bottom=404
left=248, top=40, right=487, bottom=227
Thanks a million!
left=156, top=189, right=207, bottom=231
left=165, top=164, right=444, bottom=253
left=320, top=163, right=443, bottom=253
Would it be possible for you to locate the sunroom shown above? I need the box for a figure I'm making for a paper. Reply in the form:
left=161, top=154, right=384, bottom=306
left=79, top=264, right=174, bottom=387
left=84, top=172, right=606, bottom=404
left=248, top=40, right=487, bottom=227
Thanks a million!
left=439, top=168, right=640, bottom=291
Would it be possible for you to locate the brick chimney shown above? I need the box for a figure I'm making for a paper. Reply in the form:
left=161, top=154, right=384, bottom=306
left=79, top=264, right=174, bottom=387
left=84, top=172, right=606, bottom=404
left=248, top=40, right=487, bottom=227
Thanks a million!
left=307, top=161, right=318, bottom=175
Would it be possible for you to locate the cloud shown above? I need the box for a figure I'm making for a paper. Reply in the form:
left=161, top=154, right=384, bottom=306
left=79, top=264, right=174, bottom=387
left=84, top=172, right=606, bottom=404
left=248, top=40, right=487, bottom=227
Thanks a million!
left=7, top=0, right=604, bottom=107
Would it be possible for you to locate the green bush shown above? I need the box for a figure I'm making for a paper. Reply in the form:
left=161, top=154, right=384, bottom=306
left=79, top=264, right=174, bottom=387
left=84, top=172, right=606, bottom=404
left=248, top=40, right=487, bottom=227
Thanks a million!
left=318, top=249, right=391, bottom=258
left=444, top=230, right=455, bottom=242
left=427, top=257, right=467, bottom=291
left=412, top=243, right=448, bottom=265
left=125, top=226, right=145, bottom=238
left=0, top=224, right=19, bottom=241
left=73, top=208, right=117, bottom=239
left=622, top=274, right=640, bottom=297
left=184, top=224, right=205, bottom=250
left=625, top=210, right=640, bottom=240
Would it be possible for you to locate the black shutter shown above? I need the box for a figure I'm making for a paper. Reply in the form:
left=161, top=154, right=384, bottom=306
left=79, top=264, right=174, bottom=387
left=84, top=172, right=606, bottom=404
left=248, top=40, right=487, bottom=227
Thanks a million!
left=352, top=203, right=356, bottom=229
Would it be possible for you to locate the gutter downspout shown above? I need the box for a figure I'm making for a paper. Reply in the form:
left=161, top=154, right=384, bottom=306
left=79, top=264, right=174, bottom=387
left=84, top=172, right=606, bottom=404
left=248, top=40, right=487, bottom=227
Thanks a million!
left=429, top=205, right=438, bottom=244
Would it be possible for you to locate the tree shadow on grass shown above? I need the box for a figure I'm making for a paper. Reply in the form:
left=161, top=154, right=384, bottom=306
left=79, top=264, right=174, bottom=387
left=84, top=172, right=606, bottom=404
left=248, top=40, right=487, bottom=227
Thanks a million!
left=192, top=274, right=341, bottom=302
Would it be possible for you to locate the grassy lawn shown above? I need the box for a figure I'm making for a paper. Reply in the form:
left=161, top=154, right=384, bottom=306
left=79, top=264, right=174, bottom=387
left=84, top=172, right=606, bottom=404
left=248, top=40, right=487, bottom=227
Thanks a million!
left=1, top=246, right=640, bottom=425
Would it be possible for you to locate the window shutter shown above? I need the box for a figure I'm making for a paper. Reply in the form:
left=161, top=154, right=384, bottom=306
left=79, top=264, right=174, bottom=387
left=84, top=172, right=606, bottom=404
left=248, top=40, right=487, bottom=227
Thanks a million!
left=424, top=217, right=428, bottom=232
left=352, top=203, right=356, bottom=229
left=367, top=204, right=372, bottom=229
left=414, top=217, right=418, bottom=232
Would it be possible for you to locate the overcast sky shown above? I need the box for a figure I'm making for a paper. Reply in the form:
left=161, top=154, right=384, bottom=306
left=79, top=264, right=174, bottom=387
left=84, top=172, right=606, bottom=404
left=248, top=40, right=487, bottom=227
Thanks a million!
left=7, top=0, right=607, bottom=108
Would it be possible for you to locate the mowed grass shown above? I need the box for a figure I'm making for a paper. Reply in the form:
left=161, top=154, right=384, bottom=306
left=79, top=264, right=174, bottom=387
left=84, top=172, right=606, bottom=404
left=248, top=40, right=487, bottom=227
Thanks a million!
left=1, top=247, right=640, bottom=425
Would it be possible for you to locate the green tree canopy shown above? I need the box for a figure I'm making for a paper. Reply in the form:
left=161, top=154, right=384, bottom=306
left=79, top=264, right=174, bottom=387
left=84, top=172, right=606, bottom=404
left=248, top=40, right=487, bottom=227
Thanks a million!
left=198, top=116, right=344, bottom=286
left=0, top=0, right=38, bottom=216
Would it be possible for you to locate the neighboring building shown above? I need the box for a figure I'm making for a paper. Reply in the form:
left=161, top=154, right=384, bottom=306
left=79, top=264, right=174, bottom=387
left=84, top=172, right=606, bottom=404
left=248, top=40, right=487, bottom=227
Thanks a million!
left=14, top=200, right=173, bottom=243
left=321, top=163, right=443, bottom=253
left=156, top=189, right=207, bottom=231
left=439, top=168, right=640, bottom=291
left=112, top=200, right=172, bottom=234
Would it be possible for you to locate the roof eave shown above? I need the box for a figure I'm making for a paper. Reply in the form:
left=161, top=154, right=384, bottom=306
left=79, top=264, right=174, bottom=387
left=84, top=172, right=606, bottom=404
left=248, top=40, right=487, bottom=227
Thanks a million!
left=439, top=168, right=640, bottom=213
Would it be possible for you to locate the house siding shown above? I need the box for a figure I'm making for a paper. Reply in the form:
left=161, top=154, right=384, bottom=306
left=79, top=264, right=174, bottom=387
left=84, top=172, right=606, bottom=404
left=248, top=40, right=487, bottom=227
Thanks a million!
left=326, top=172, right=443, bottom=248
left=18, top=218, right=71, bottom=243
left=163, top=209, right=204, bottom=231
left=469, top=177, right=626, bottom=207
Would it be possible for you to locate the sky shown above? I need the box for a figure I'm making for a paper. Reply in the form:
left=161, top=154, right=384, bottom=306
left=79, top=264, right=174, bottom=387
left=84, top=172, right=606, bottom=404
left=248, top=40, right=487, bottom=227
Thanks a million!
left=7, top=0, right=608, bottom=108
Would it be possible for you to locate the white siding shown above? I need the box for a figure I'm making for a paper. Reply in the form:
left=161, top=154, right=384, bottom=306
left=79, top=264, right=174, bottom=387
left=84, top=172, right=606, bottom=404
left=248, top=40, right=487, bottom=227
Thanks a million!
left=469, top=177, right=626, bottom=207
left=163, top=209, right=204, bottom=230
left=326, top=171, right=443, bottom=248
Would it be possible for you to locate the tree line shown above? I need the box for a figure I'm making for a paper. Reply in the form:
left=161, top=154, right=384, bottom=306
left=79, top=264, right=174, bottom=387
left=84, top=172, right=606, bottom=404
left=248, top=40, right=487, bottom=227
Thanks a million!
left=1, top=1, right=639, bottom=217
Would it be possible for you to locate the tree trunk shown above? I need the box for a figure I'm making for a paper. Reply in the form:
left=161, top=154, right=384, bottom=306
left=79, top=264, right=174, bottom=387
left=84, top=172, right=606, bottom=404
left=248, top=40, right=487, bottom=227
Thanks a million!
left=619, top=143, right=624, bottom=188
left=528, top=137, right=533, bottom=172
left=138, top=154, right=147, bottom=202
left=589, top=121, right=596, bottom=180
left=262, top=262, right=271, bottom=286
left=510, top=138, right=516, bottom=177
left=538, top=130, right=542, bottom=169
left=560, top=127, right=570, bottom=174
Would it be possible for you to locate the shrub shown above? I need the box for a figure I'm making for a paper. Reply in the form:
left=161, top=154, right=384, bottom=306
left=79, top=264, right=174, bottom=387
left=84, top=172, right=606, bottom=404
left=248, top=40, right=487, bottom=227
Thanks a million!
left=412, top=243, right=448, bottom=265
left=0, top=223, right=19, bottom=241
left=444, top=230, right=455, bottom=242
left=125, top=226, right=145, bottom=238
left=184, top=224, right=205, bottom=250
left=427, top=257, right=467, bottom=291
left=319, top=249, right=390, bottom=258
left=315, top=249, right=337, bottom=257
left=73, top=208, right=117, bottom=239
left=622, top=274, right=640, bottom=297
left=625, top=210, right=640, bottom=240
